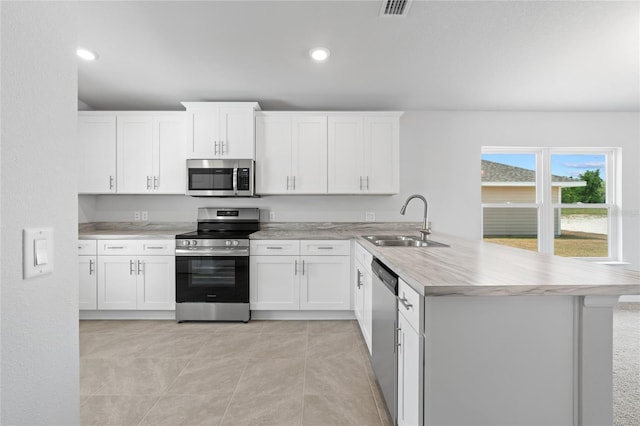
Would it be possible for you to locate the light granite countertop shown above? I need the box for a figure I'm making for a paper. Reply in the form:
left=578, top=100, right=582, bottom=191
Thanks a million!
left=79, top=221, right=640, bottom=297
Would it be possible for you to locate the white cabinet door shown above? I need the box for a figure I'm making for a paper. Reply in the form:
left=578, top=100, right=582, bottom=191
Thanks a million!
left=153, top=114, right=186, bottom=194
left=190, top=107, right=219, bottom=158
left=300, top=256, right=350, bottom=310
left=397, top=313, right=421, bottom=426
left=136, top=255, right=175, bottom=310
left=79, top=256, right=97, bottom=310
left=78, top=114, right=117, bottom=193
left=117, top=115, right=154, bottom=193
left=97, top=256, right=137, bottom=310
left=250, top=256, right=300, bottom=310
left=327, top=116, right=364, bottom=193
left=255, top=115, right=292, bottom=194
left=365, top=116, right=399, bottom=194
left=219, top=107, right=255, bottom=159
left=291, top=116, right=327, bottom=193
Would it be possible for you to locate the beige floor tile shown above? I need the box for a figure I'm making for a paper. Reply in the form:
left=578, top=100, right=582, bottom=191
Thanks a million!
left=194, top=332, right=259, bottom=358
left=80, top=395, right=158, bottom=426
left=249, top=333, right=308, bottom=359
left=304, top=356, right=372, bottom=397
left=302, top=393, right=382, bottom=426
left=139, top=394, right=231, bottom=426
left=307, top=331, right=362, bottom=361
left=133, top=332, right=212, bottom=358
left=80, top=332, right=160, bottom=359
left=80, top=320, right=123, bottom=333
left=369, top=376, right=394, bottom=426
left=235, top=357, right=305, bottom=398
left=221, top=393, right=303, bottom=426
left=259, top=320, right=309, bottom=334
left=167, top=356, right=248, bottom=396
left=211, top=320, right=265, bottom=335
left=308, top=320, right=356, bottom=334
left=80, top=358, right=112, bottom=395
left=96, top=358, right=188, bottom=395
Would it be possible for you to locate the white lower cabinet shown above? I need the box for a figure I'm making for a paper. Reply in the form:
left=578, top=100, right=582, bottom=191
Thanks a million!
left=397, top=278, right=423, bottom=426
left=354, top=242, right=373, bottom=353
left=250, top=240, right=350, bottom=311
left=80, top=239, right=175, bottom=311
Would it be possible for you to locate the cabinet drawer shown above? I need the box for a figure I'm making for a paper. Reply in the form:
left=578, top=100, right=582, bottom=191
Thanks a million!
left=300, top=240, right=350, bottom=256
left=78, top=240, right=97, bottom=255
left=354, top=241, right=373, bottom=266
left=398, top=278, right=421, bottom=332
left=97, top=240, right=140, bottom=255
left=251, top=240, right=300, bottom=256
left=140, top=240, right=175, bottom=255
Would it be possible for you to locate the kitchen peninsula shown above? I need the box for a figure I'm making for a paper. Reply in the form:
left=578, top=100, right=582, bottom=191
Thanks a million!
left=252, top=222, right=640, bottom=426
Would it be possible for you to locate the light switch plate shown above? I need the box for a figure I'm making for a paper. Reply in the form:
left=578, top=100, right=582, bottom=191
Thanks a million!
left=269, top=211, right=276, bottom=221
left=365, top=212, right=376, bottom=222
left=23, top=227, right=54, bottom=279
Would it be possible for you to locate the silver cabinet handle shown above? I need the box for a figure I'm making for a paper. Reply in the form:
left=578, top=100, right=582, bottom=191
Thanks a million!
left=356, top=270, right=363, bottom=289
left=129, top=259, right=135, bottom=275
left=302, top=259, right=305, bottom=275
left=286, top=176, right=290, bottom=190
left=107, top=246, right=125, bottom=250
left=137, top=260, right=143, bottom=275
left=146, top=176, right=151, bottom=190
left=317, top=246, right=334, bottom=250
left=145, top=246, right=166, bottom=250
left=292, top=176, right=296, bottom=190
left=266, top=246, right=283, bottom=250
left=109, top=175, right=114, bottom=190
left=366, top=176, right=370, bottom=190
left=294, top=259, right=298, bottom=275
left=153, top=176, right=159, bottom=190
left=399, top=297, right=413, bottom=310
left=89, top=259, right=95, bottom=275
left=220, top=141, right=225, bottom=155
left=214, top=140, right=218, bottom=155
left=359, top=176, right=363, bottom=190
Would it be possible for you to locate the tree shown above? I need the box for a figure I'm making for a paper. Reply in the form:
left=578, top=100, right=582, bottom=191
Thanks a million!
left=561, top=170, right=605, bottom=204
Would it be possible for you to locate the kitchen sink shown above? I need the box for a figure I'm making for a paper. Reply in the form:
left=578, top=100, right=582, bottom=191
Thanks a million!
left=362, top=235, right=449, bottom=248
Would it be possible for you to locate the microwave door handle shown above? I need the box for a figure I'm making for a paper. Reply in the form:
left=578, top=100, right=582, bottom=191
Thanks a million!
left=233, top=166, right=238, bottom=194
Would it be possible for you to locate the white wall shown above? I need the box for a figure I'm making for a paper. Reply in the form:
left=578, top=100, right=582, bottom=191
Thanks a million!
left=1, top=2, right=79, bottom=424
left=79, top=112, right=639, bottom=269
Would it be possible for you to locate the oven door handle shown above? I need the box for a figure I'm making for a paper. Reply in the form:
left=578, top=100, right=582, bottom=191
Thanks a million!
left=175, top=248, right=249, bottom=257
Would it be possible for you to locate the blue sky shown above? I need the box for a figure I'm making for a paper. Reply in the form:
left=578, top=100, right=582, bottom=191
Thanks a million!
left=482, top=153, right=606, bottom=179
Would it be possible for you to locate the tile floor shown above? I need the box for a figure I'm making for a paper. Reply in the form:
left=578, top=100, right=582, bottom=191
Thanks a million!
left=80, top=319, right=393, bottom=426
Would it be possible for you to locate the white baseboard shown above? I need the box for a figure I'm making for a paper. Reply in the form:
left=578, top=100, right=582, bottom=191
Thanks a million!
left=80, top=310, right=176, bottom=320
left=250, top=310, right=356, bottom=320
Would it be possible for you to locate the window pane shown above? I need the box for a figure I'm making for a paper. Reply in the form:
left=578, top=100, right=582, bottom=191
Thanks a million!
left=481, top=154, right=537, bottom=203
left=554, top=207, right=608, bottom=257
left=483, top=207, right=538, bottom=252
left=551, top=154, right=606, bottom=204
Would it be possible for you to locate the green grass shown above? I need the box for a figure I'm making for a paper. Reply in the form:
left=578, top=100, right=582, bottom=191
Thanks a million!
left=484, top=230, right=608, bottom=257
left=560, top=208, right=607, bottom=216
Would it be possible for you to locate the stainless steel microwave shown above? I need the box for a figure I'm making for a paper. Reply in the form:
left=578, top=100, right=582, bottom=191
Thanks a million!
left=187, top=159, right=255, bottom=197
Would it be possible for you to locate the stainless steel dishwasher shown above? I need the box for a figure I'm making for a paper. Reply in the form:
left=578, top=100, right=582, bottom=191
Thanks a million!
left=371, top=258, right=398, bottom=424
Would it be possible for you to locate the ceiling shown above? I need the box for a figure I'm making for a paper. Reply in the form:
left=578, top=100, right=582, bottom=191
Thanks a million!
left=77, top=1, right=640, bottom=112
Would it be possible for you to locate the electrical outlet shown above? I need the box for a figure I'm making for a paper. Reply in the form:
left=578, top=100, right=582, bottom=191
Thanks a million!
left=269, top=211, right=276, bottom=221
left=365, top=212, right=376, bottom=222
left=134, top=211, right=141, bottom=221
left=141, top=211, right=148, bottom=221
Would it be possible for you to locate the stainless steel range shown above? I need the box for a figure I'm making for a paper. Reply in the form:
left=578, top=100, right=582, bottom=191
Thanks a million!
left=175, top=207, right=259, bottom=322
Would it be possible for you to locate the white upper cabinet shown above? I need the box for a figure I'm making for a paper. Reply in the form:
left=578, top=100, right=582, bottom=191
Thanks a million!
left=78, top=113, right=117, bottom=193
left=182, top=102, right=260, bottom=159
left=78, top=112, right=186, bottom=194
left=256, top=113, right=328, bottom=194
left=328, top=113, right=401, bottom=194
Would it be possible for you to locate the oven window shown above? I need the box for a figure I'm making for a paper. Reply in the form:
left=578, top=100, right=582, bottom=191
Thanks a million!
left=189, top=169, right=233, bottom=190
left=190, top=259, right=235, bottom=287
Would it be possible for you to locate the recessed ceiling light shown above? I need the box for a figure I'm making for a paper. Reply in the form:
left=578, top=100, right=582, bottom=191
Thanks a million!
left=77, top=48, right=98, bottom=61
left=309, top=47, right=330, bottom=62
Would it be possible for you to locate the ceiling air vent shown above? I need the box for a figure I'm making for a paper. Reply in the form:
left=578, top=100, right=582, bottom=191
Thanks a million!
left=380, top=0, right=412, bottom=17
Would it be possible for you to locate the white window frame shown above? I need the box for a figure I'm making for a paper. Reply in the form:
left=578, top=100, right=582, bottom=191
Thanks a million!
left=481, top=147, right=621, bottom=262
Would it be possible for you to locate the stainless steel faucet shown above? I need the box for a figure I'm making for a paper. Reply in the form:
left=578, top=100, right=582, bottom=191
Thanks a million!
left=400, top=194, right=431, bottom=241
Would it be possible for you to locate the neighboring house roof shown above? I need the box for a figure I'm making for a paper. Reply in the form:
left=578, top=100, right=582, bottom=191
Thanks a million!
left=481, top=160, right=586, bottom=187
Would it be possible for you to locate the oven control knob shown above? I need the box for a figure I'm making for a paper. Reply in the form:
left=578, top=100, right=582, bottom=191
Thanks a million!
left=183, top=240, right=191, bottom=246
left=191, top=240, right=198, bottom=246
left=232, top=240, right=239, bottom=246
left=225, top=240, right=231, bottom=246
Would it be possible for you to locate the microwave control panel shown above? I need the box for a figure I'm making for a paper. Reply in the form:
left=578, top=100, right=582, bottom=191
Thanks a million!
left=237, top=168, right=251, bottom=191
